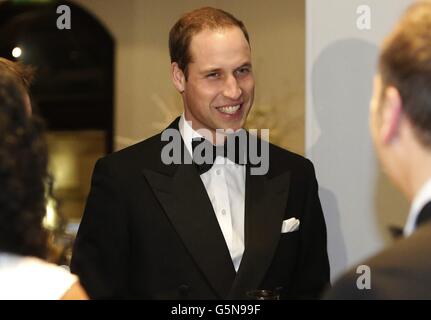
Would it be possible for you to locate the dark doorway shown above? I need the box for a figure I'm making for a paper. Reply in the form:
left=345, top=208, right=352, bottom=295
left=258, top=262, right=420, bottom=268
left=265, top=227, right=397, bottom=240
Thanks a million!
left=0, top=0, right=114, bottom=152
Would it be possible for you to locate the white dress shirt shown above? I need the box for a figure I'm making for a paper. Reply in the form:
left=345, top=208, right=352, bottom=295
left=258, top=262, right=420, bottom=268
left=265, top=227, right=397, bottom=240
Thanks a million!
left=179, top=114, right=245, bottom=271
left=404, top=177, right=431, bottom=237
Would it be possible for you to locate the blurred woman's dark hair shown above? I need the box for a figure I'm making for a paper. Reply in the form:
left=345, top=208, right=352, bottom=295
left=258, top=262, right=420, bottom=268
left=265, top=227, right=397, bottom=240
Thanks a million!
left=0, top=65, right=48, bottom=258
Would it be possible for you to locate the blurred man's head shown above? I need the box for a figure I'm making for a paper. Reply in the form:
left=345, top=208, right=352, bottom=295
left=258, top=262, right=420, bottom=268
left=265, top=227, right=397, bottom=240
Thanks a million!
left=0, top=58, right=34, bottom=114
left=169, top=7, right=254, bottom=137
left=370, top=1, right=431, bottom=199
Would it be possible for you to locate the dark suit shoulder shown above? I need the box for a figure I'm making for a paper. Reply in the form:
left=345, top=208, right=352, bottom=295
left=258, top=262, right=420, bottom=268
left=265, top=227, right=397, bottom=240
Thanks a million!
left=365, top=222, right=431, bottom=275
left=327, top=223, right=431, bottom=299
left=96, top=132, right=163, bottom=175
left=100, top=116, right=181, bottom=173
left=267, top=141, right=314, bottom=176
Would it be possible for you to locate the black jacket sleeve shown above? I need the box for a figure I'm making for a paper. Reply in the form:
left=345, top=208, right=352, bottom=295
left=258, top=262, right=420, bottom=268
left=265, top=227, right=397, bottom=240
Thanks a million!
left=71, top=158, right=129, bottom=299
left=292, top=160, right=330, bottom=299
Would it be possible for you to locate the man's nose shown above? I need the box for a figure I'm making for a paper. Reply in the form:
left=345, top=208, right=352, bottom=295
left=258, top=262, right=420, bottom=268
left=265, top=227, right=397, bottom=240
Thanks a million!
left=223, top=75, right=242, bottom=100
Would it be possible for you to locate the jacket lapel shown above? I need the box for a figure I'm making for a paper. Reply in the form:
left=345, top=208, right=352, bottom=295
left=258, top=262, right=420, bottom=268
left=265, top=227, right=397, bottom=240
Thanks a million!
left=142, top=119, right=236, bottom=298
left=142, top=119, right=291, bottom=299
left=228, top=166, right=291, bottom=299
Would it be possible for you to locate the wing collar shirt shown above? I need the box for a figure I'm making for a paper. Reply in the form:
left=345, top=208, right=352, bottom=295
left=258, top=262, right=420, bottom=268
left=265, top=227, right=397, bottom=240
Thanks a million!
left=179, top=114, right=245, bottom=272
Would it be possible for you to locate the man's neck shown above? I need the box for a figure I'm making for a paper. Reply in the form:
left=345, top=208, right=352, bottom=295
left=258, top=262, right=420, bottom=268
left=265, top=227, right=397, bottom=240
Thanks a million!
left=183, top=114, right=236, bottom=145
left=403, top=152, right=431, bottom=237
left=405, top=148, right=431, bottom=201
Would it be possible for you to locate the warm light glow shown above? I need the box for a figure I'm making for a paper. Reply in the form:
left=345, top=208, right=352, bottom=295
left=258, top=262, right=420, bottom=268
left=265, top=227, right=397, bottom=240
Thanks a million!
left=12, top=47, right=22, bottom=58
left=43, top=198, right=59, bottom=230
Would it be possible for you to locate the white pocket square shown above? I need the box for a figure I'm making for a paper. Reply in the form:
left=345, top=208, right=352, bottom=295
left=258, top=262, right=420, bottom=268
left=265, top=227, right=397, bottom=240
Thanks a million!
left=281, top=218, right=300, bottom=233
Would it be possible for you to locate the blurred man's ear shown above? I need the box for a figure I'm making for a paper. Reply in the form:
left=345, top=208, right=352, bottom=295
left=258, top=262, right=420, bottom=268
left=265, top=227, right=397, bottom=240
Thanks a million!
left=171, top=62, right=185, bottom=93
left=380, top=87, right=403, bottom=144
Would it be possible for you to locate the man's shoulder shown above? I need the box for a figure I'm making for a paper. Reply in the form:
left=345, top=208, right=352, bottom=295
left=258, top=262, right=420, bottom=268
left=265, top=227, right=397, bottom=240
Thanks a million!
left=99, top=117, right=180, bottom=169
left=96, top=132, right=164, bottom=174
left=327, top=223, right=431, bottom=299
left=366, top=223, right=431, bottom=271
left=267, top=140, right=308, bottom=162
left=265, top=140, right=314, bottom=174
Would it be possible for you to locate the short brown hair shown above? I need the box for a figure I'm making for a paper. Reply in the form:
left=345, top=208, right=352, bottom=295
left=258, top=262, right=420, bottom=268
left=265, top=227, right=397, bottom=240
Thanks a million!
left=379, top=1, right=431, bottom=148
left=169, top=7, right=250, bottom=78
left=0, top=57, right=35, bottom=91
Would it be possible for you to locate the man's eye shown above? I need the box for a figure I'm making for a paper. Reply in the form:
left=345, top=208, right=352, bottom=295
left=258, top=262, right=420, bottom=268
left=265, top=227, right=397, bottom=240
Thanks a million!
left=237, top=68, right=250, bottom=75
left=206, top=72, right=220, bottom=78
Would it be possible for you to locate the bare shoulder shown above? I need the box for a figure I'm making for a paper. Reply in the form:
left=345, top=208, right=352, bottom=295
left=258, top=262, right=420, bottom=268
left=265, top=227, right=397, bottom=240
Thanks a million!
left=60, top=282, right=89, bottom=300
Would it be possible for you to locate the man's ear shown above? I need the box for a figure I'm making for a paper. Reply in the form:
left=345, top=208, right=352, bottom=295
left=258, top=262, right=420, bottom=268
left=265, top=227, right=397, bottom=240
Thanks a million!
left=381, top=86, right=403, bottom=144
left=171, top=62, right=185, bottom=93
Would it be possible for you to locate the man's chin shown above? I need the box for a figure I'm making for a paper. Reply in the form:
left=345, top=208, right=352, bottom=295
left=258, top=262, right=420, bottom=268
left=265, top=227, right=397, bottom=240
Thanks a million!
left=215, top=123, right=244, bottom=133
left=215, top=116, right=247, bottom=130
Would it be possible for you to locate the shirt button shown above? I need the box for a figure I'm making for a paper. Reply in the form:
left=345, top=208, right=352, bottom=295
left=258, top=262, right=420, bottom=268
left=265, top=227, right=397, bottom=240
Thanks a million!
left=221, top=209, right=226, bottom=215
left=216, top=169, right=221, bottom=175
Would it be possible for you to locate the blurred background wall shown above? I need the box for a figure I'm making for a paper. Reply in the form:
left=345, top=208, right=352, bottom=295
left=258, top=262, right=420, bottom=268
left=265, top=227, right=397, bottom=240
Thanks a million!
left=306, top=0, right=413, bottom=281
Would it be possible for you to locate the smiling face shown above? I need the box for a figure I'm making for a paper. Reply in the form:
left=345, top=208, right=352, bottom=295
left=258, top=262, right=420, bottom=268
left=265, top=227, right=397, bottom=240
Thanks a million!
left=172, top=26, right=254, bottom=136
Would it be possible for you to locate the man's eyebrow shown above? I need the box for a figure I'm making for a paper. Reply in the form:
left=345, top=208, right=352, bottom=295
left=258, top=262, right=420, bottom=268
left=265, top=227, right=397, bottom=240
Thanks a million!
left=236, top=63, right=252, bottom=69
left=200, top=63, right=253, bottom=74
left=200, top=67, right=223, bottom=74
